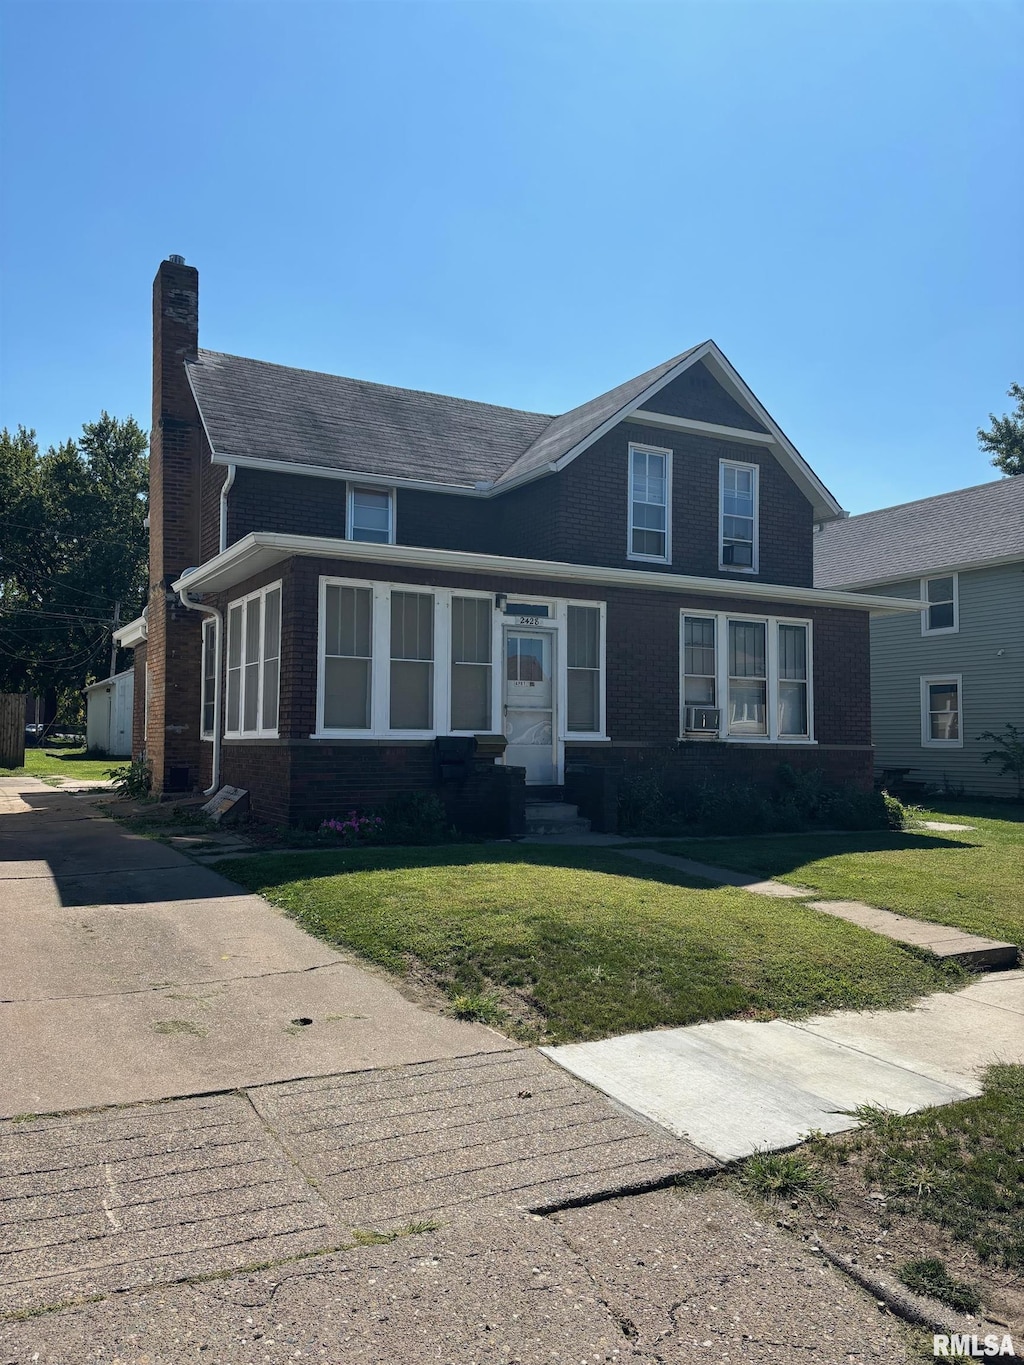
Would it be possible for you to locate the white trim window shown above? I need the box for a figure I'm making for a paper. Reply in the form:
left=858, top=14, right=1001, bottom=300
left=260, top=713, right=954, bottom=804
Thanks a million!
left=450, top=594, right=493, bottom=732
left=720, top=460, right=758, bottom=571
left=316, top=579, right=608, bottom=743
left=679, top=612, right=813, bottom=742
left=224, top=581, right=282, bottom=738
left=347, top=486, right=395, bottom=544
left=921, top=573, right=958, bottom=635
left=628, top=443, right=672, bottom=563
left=921, top=675, right=962, bottom=747
left=566, top=603, right=602, bottom=733
left=200, top=618, right=217, bottom=741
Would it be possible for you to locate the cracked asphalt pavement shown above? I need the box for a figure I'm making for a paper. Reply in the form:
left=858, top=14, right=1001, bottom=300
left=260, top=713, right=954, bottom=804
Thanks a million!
left=0, top=778, right=919, bottom=1361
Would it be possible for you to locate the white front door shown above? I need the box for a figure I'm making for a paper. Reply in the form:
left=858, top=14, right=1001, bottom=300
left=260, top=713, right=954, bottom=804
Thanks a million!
left=503, top=628, right=557, bottom=784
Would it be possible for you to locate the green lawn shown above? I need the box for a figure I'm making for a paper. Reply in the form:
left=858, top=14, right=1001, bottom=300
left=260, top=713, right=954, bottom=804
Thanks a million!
left=220, top=845, right=962, bottom=1044
left=0, top=747, right=116, bottom=782
left=628, top=803, right=1024, bottom=948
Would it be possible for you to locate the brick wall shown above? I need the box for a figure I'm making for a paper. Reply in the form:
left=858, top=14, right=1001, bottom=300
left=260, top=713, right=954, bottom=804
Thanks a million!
left=131, top=642, right=147, bottom=757
left=228, top=467, right=349, bottom=543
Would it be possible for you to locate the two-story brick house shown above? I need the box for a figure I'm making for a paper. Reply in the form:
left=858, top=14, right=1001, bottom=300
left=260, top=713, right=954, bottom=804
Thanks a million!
left=117, top=257, right=917, bottom=832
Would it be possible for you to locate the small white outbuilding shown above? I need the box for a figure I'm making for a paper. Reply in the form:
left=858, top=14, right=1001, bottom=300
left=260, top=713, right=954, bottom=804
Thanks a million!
left=85, top=669, right=134, bottom=757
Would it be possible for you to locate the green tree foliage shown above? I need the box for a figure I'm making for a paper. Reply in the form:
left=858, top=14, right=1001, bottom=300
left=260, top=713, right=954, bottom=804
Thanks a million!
left=0, top=415, right=148, bottom=697
left=978, top=382, right=1024, bottom=476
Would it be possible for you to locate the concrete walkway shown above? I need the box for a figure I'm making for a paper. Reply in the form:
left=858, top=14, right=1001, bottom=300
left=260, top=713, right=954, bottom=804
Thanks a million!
left=545, top=969, right=1024, bottom=1161
left=618, top=845, right=1019, bottom=970
left=0, top=777, right=510, bottom=1115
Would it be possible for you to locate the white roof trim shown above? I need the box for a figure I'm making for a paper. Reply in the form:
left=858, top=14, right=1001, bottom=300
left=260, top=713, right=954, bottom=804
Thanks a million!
left=84, top=668, right=134, bottom=692
left=173, top=532, right=921, bottom=615
left=820, top=549, right=1024, bottom=592
left=209, top=451, right=480, bottom=496
left=113, top=614, right=147, bottom=648
left=632, top=412, right=778, bottom=446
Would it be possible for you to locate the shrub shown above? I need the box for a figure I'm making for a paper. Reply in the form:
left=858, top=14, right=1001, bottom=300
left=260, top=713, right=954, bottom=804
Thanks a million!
left=979, top=722, right=1024, bottom=800
left=380, top=791, right=451, bottom=845
left=617, top=770, right=670, bottom=834
left=106, top=756, right=152, bottom=800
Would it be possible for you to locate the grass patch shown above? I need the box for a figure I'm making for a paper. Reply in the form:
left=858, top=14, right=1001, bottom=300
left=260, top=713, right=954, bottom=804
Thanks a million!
left=740, top=1150, right=836, bottom=1207
left=219, top=844, right=962, bottom=1044
left=627, top=802, right=1024, bottom=947
left=897, top=1257, right=982, bottom=1314
left=0, top=748, right=116, bottom=782
left=817, top=1064, right=1024, bottom=1270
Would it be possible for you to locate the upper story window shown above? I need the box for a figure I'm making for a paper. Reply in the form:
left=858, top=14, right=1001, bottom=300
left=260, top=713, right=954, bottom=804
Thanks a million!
left=720, top=460, right=758, bottom=572
left=921, top=675, right=962, bottom=746
left=628, top=444, right=672, bottom=563
left=225, top=581, right=282, bottom=739
left=347, top=486, right=394, bottom=544
left=921, top=573, right=958, bottom=635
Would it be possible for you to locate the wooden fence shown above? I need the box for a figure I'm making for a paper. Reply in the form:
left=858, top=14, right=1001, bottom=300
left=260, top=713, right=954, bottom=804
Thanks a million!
left=0, top=694, right=26, bottom=769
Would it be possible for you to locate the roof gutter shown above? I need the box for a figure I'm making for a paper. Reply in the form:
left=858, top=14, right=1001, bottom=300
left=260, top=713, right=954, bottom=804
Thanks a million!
left=173, top=532, right=924, bottom=615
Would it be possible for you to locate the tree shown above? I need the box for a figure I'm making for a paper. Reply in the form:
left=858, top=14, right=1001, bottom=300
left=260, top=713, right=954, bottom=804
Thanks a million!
left=977, top=382, right=1024, bottom=476
left=0, top=415, right=148, bottom=708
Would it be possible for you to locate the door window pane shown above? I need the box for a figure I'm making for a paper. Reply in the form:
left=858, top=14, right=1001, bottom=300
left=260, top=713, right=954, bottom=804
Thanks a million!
left=390, top=592, right=433, bottom=729
left=728, top=620, right=766, bottom=735
left=567, top=605, right=601, bottom=732
left=350, top=488, right=392, bottom=543
left=451, top=596, right=491, bottom=730
left=323, top=584, right=372, bottom=729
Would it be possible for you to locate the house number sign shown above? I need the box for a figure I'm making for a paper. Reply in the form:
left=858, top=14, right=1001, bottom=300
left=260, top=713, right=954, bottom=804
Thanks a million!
left=516, top=615, right=543, bottom=627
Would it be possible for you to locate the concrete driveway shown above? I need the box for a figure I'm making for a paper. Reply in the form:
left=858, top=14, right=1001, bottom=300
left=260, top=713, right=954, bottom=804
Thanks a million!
left=0, top=776, right=507, bottom=1117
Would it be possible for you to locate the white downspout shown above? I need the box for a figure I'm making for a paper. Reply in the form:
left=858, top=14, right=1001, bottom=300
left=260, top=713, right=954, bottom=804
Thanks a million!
left=178, top=589, right=223, bottom=796
left=219, top=463, right=236, bottom=554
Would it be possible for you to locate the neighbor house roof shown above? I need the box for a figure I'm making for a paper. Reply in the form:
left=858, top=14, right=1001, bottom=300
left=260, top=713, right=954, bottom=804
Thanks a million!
left=186, top=340, right=843, bottom=519
left=814, top=477, right=1024, bottom=589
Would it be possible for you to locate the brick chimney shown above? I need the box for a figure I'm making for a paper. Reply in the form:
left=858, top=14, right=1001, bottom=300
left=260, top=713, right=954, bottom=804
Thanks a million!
left=147, top=256, right=203, bottom=794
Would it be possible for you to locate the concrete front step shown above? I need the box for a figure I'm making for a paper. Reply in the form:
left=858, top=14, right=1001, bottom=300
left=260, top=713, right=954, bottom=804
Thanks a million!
left=524, top=802, right=592, bottom=837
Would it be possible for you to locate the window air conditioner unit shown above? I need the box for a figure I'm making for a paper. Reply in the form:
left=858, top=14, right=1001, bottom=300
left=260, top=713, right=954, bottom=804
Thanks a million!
left=684, top=706, right=721, bottom=735
left=722, top=543, right=753, bottom=567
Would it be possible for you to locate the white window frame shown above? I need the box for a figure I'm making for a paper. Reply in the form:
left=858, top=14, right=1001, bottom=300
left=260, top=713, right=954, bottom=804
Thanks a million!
left=719, top=459, right=759, bottom=574
left=627, top=442, right=673, bottom=565
left=223, top=580, right=282, bottom=740
left=679, top=611, right=815, bottom=744
left=314, top=579, right=608, bottom=744
left=346, top=485, right=396, bottom=545
left=200, top=617, right=218, bottom=741
left=920, top=572, right=959, bottom=636
left=920, top=674, right=963, bottom=748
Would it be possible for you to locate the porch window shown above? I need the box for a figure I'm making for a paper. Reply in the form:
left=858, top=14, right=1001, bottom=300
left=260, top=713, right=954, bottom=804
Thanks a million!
left=450, top=595, right=492, bottom=731
left=200, top=618, right=217, bottom=740
left=224, top=582, right=282, bottom=739
left=728, top=620, right=767, bottom=735
left=921, top=574, right=958, bottom=634
left=323, top=583, right=373, bottom=729
left=921, top=675, right=962, bottom=746
left=628, top=444, right=671, bottom=562
left=390, top=591, right=434, bottom=730
left=777, top=622, right=808, bottom=738
left=347, top=486, right=394, bottom=544
left=566, top=604, right=601, bottom=732
left=720, top=461, right=758, bottom=570
left=682, top=615, right=717, bottom=710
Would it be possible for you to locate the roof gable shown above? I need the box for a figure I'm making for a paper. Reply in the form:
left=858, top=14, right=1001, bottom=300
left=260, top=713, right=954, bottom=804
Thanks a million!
left=814, top=478, right=1024, bottom=588
left=186, top=340, right=842, bottom=520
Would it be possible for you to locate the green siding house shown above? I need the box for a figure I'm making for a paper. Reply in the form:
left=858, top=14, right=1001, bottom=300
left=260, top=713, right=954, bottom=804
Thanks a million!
left=814, top=479, right=1024, bottom=799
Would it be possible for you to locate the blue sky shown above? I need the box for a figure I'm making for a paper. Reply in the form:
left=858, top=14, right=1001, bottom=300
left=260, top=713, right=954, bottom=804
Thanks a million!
left=2, top=0, right=1021, bottom=514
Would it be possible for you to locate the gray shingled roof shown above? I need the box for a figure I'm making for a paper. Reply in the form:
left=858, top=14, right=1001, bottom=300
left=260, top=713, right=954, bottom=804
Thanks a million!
left=187, top=345, right=707, bottom=490
left=814, top=478, right=1024, bottom=588
left=187, top=350, right=553, bottom=487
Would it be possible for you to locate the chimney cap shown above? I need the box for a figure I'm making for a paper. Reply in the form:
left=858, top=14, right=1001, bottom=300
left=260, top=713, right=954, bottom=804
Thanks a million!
left=167, top=254, right=186, bottom=265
